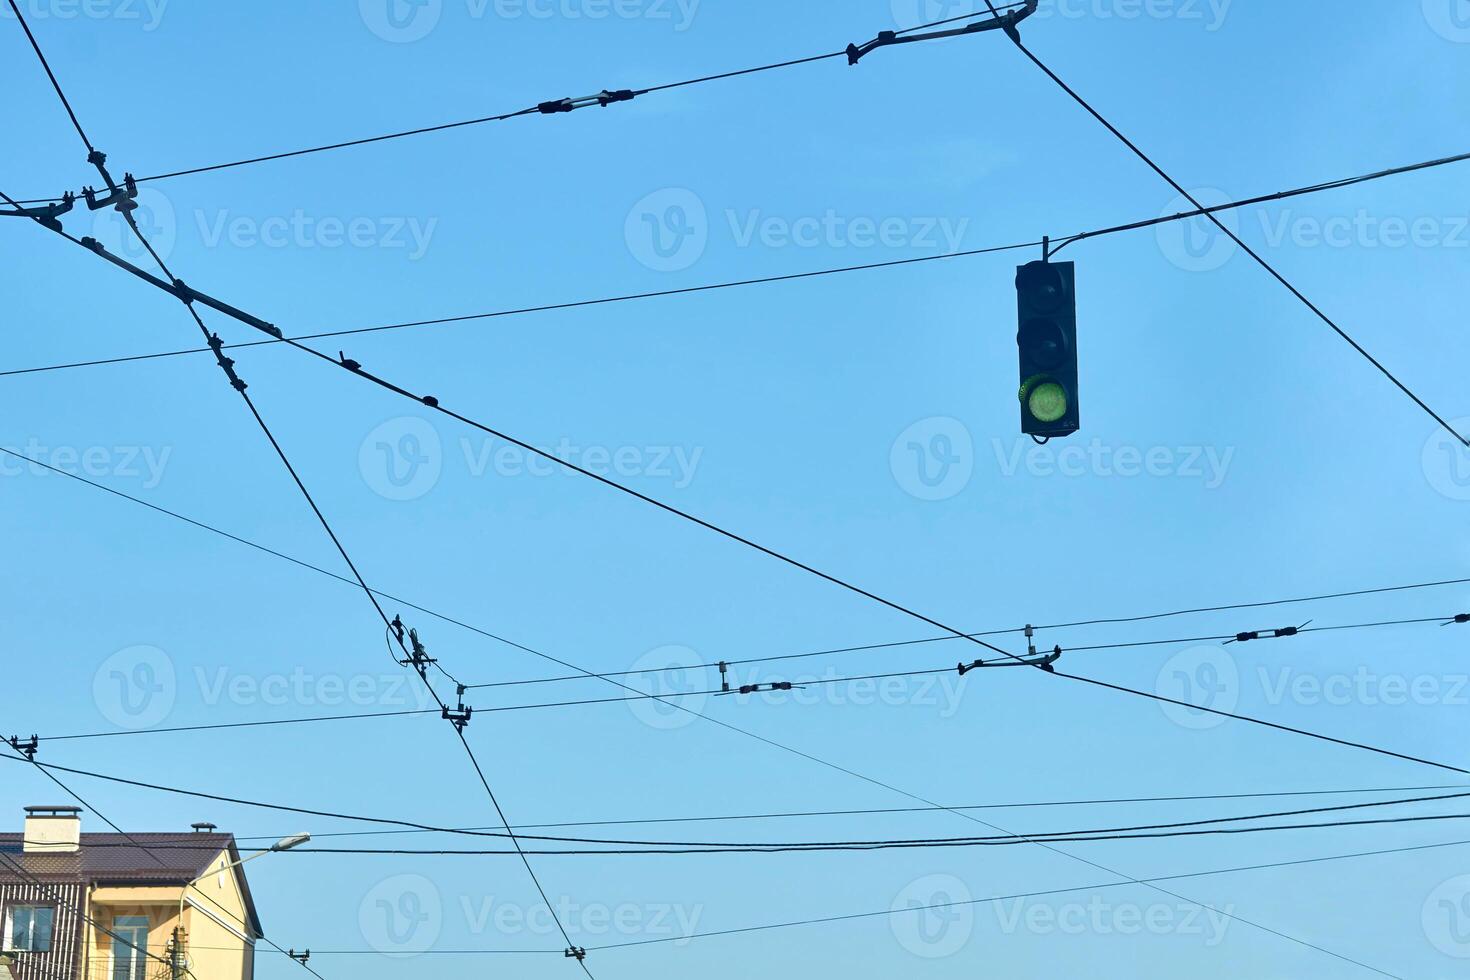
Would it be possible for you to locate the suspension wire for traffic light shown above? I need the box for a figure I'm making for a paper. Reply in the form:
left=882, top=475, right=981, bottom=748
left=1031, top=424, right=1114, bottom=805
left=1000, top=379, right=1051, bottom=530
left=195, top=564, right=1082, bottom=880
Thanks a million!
left=983, top=4, right=1466, bottom=447
left=3, top=10, right=593, bottom=973
left=3, top=2, right=1032, bottom=205
left=4, top=145, right=1467, bottom=383
left=1, top=739, right=324, bottom=980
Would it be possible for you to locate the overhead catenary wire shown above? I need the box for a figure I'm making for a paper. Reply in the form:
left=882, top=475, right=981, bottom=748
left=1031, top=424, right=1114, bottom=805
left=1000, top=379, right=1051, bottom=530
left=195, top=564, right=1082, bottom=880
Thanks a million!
left=0, top=180, right=1453, bottom=978
left=0, top=15, right=1425, bottom=975
left=5, top=760, right=1466, bottom=853
left=10, top=196, right=1460, bottom=783
left=127, top=834, right=1470, bottom=955
left=23, top=608, right=1470, bottom=770
left=1, top=146, right=1466, bottom=382
left=4, top=2, right=1031, bottom=204
left=583, top=836, right=1470, bottom=952
left=3, top=8, right=592, bottom=972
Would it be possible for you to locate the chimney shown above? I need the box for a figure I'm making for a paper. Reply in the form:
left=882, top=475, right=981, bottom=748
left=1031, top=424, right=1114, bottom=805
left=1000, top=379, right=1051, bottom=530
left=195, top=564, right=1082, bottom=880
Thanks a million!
left=23, top=806, right=82, bottom=854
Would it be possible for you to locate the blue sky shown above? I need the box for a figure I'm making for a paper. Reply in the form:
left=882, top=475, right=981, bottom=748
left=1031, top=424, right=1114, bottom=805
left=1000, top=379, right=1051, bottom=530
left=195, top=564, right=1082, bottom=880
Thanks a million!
left=3, top=1, right=1470, bottom=977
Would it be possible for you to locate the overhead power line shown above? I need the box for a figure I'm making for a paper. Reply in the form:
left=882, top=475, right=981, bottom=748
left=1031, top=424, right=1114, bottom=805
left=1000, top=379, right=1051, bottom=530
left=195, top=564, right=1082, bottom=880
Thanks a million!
left=122, top=835, right=1470, bottom=957
left=5, top=2, right=1033, bottom=205
left=1, top=147, right=1465, bottom=382
left=23, top=608, right=1470, bottom=774
left=986, top=6, right=1466, bottom=446
left=230, top=783, right=1470, bottom=840
left=7, top=185, right=1469, bottom=786
left=3, top=6, right=594, bottom=972
left=583, top=836, right=1470, bottom=953
left=4, top=755, right=1464, bottom=854
left=1, top=13, right=1423, bottom=973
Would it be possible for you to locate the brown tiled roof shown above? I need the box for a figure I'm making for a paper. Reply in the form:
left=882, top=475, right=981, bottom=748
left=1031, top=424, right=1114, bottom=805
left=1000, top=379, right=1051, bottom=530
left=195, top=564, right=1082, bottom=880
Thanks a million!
left=0, top=833, right=231, bottom=882
left=0, top=834, right=264, bottom=937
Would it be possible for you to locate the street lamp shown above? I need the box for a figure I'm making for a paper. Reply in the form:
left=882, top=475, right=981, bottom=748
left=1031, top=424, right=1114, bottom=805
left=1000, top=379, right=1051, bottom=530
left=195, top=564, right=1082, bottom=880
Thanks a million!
left=171, top=834, right=310, bottom=979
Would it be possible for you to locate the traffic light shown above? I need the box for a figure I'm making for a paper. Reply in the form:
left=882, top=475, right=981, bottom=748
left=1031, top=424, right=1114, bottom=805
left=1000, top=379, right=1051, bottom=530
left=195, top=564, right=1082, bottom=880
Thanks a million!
left=1015, top=259, right=1079, bottom=439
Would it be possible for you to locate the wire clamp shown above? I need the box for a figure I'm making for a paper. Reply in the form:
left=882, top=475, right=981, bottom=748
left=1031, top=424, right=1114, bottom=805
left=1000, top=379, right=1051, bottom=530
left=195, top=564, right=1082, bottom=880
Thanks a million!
left=847, top=0, right=1037, bottom=65
left=1229, top=621, right=1310, bottom=644
left=397, top=624, right=438, bottom=679
left=82, top=172, right=138, bottom=214
left=287, top=950, right=310, bottom=965
left=206, top=332, right=248, bottom=392
left=718, top=661, right=730, bottom=693
left=0, top=192, right=75, bottom=230
left=1444, top=614, right=1470, bottom=626
left=442, top=694, right=473, bottom=732
left=539, top=89, right=636, bottom=114
left=721, top=681, right=797, bottom=696
left=565, top=947, right=588, bottom=961
left=8, top=736, right=39, bottom=761
left=340, top=352, right=362, bottom=372
left=959, top=644, right=1060, bottom=675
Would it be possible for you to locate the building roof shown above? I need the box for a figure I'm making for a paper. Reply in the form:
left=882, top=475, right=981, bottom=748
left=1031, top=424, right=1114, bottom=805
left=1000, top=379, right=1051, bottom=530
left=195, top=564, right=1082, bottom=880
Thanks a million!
left=0, top=833, right=264, bottom=937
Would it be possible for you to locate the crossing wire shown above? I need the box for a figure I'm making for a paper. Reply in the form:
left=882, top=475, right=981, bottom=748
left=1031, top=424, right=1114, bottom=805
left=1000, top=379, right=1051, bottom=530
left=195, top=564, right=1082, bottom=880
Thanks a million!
left=2, top=147, right=1466, bottom=381
left=985, top=2, right=1465, bottom=446
left=3, top=5, right=594, bottom=972
left=3, top=3, right=1032, bottom=204
left=0, top=187, right=1438, bottom=975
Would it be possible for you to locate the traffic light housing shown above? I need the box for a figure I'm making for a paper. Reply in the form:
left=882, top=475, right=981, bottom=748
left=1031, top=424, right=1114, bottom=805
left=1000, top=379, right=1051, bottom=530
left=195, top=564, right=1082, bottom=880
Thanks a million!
left=1015, top=259, right=1079, bottom=439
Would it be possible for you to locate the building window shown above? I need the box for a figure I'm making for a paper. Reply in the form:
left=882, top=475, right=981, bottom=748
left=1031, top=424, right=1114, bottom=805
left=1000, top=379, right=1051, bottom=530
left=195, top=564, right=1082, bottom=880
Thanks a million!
left=2, top=905, right=55, bottom=952
left=110, top=916, right=149, bottom=980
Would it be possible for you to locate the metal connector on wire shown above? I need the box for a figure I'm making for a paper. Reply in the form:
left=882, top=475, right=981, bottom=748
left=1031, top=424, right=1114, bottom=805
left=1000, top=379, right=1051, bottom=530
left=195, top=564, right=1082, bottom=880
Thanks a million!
left=959, top=646, right=1060, bottom=676
left=1228, top=621, right=1311, bottom=644
left=0, top=192, right=74, bottom=230
left=847, top=0, right=1037, bottom=64
left=565, top=947, right=588, bottom=961
left=1444, top=614, right=1470, bottom=626
left=7, top=736, right=39, bottom=761
left=538, top=89, right=636, bottom=113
